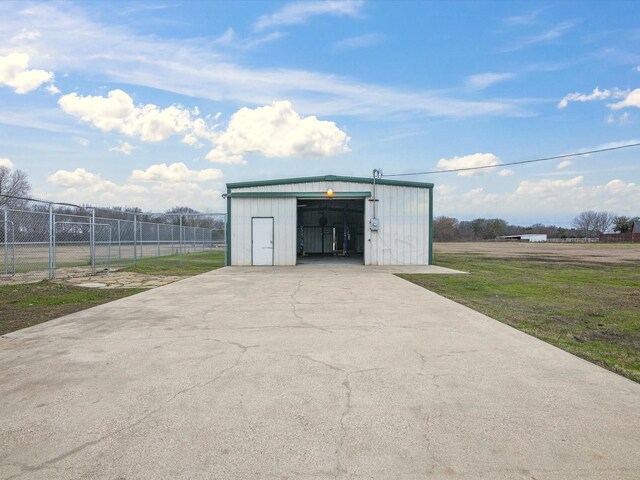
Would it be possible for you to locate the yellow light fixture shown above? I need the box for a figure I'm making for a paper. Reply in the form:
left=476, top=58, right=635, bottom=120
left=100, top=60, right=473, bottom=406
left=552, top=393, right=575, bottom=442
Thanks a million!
left=326, top=188, right=334, bottom=197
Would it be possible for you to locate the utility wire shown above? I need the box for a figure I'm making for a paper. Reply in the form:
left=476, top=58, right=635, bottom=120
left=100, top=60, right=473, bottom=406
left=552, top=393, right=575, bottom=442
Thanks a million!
left=381, top=142, right=640, bottom=177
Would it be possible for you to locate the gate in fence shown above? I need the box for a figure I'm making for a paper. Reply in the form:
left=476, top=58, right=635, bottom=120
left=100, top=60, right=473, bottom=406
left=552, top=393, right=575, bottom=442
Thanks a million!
left=53, top=221, right=112, bottom=277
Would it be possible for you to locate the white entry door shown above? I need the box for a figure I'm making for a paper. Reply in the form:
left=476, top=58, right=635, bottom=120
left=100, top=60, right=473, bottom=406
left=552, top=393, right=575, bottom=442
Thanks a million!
left=252, top=217, right=274, bottom=266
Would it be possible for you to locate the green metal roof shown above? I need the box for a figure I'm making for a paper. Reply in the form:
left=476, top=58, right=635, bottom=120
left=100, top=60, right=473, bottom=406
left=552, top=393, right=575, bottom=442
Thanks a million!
left=226, top=175, right=433, bottom=191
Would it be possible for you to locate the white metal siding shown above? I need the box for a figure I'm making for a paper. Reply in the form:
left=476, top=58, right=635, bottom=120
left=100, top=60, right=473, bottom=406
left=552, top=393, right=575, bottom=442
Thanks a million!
left=230, top=180, right=431, bottom=266
left=230, top=197, right=296, bottom=266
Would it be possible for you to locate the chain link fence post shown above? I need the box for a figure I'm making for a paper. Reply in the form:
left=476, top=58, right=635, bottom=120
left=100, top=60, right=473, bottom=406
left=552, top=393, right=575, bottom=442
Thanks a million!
left=179, top=214, right=183, bottom=266
left=3, top=207, right=7, bottom=276
left=1, top=195, right=226, bottom=282
left=90, top=209, right=96, bottom=275
left=133, top=213, right=137, bottom=266
left=48, top=203, right=54, bottom=279
left=117, top=219, right=121, bottom=263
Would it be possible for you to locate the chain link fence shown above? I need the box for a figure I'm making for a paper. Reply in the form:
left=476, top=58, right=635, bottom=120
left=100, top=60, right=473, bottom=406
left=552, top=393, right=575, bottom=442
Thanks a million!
left=1, top=195, right=225, bottom=283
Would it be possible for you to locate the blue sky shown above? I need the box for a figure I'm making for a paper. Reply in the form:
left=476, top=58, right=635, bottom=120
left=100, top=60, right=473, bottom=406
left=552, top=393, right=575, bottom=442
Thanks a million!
left=1, top=0, right=639, bottom=225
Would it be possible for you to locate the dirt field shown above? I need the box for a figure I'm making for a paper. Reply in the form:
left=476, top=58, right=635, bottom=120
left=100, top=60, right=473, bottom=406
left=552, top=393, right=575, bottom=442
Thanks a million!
left=435, top=242, right=640, bottom=264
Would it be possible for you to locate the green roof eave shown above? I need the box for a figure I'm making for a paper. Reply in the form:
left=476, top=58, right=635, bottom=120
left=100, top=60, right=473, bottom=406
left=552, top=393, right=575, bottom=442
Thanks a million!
left=226, top=175, right=433, bottom=191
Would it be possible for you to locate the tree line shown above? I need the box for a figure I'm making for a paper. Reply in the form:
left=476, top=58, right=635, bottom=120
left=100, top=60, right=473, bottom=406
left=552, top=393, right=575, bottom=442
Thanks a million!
left=434, top=211, right=638, bottom=241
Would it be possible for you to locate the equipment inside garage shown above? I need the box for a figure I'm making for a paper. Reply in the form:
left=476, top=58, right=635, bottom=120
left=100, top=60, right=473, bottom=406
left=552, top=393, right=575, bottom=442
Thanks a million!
left=296, top=199, right=364, bottom=263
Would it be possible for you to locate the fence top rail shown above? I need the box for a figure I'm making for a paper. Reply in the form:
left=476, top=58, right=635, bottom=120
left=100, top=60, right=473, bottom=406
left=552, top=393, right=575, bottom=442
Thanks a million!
left=2, top=193, right=225, bottom=218
left=54, top=221, right=113, bottom=227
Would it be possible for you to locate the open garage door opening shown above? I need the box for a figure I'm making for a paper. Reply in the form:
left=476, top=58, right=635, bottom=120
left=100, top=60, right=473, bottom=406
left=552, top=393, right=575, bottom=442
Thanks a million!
left=296, top=198, right=365, bottom=265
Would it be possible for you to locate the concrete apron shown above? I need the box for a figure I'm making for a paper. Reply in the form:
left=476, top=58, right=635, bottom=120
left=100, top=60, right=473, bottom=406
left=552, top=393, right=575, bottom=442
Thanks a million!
left=1, top=266, right=639, bottom=479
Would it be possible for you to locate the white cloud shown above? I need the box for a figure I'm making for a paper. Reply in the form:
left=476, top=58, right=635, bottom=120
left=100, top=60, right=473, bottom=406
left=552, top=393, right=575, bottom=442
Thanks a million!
left=47, top=167, right=102, bottom=187
left=557, top=160, right=572, bottom=169
left=582, top=139, right=640, bottom=152
left=215, top=27, right=286, bottom=50
left=608, top=88, right=640, bottom=110
left=334, top=33, right=385, bottom=50
left=45, top=84, right=60, bottom=94
left=109, top=141, right=134, bottom=155
left=435, top=184, right=457, bottom=196
left=515, top=176, right=584, bottom=196
left=502, top=21, right=577, bottom=52
left=58, top=89, right=217, bottom=143
left=436, top=153, right=502, bottom=177
left=255, top=0, right=363, bottom=30
left=459, top=187, right=498, bottom=206
left=635, top=66, right=640, bottom=72
left=207, top=101, right=350, bottom=164
left=10, top=30, right=41, bottom=43
left=437, top=176, right=640, bottom=219
left=503, top=10, right=543, bottom=26
left=243, top=32, right=286, bottom=49
left=0, top=52, right=55, bottom=94
left=467, top=73, right=515, bottom=90
left=73, top=137, right=90, bottom=147
left=557, top=87, right=617, bottom=109
left=130, top=162, right=223, bottom=182
left=0, top=3, right=528, bottom=119
left=215, top=27, right=236, bottom=45
left=45, top=167, right=224, bottom=211
left=498, top=169, right=515, bottom=176
left=0, top=158, right=14, bottom=169
left=619, top=112, right=631, bottom=124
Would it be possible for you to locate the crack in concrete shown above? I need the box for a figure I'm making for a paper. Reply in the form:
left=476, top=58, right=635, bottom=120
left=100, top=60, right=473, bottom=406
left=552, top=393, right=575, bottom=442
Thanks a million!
left=3, top=341, right=253, bottom=479
left=432, top=349, right=480, bottom=358
left=414, top=350, right=427, bottom=370
left=289, top=354, right=353, bottom=477
left=289, top=279, right=331, bottom=332
left=335, top=373, right=352, bottom=477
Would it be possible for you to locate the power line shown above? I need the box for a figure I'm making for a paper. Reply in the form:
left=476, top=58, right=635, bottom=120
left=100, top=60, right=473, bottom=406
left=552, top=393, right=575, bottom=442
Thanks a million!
left=381, top=142, right=640, bottom=177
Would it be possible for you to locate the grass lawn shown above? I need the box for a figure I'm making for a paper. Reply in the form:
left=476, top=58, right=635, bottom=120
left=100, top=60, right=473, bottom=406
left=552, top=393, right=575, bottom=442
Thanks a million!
left=400, top=254, right=640, bottom=383
left=1, top=250, right=225, bottom=336
left=0, top=283, right=144, bottom=336
left=120, top=249, right=225, bottom=276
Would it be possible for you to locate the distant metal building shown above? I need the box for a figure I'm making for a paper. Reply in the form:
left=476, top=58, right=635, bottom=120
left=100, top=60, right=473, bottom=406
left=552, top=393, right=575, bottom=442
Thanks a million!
left=224, top=175, right=434, bottom=266
left=498, top=234, right=548, bottom=243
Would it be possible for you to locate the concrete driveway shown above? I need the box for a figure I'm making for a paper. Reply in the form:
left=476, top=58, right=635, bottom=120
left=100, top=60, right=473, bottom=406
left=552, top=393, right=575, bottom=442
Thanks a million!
left=1, top=265, right=639, bottom=479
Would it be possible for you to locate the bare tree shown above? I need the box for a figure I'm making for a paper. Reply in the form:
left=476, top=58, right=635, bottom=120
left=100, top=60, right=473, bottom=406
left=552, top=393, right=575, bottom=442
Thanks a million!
left=593, top=211, right=615, bottom=234
left=571, top=210, right=598, bottom=238
left=0, top=166, right=32, bottom=207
